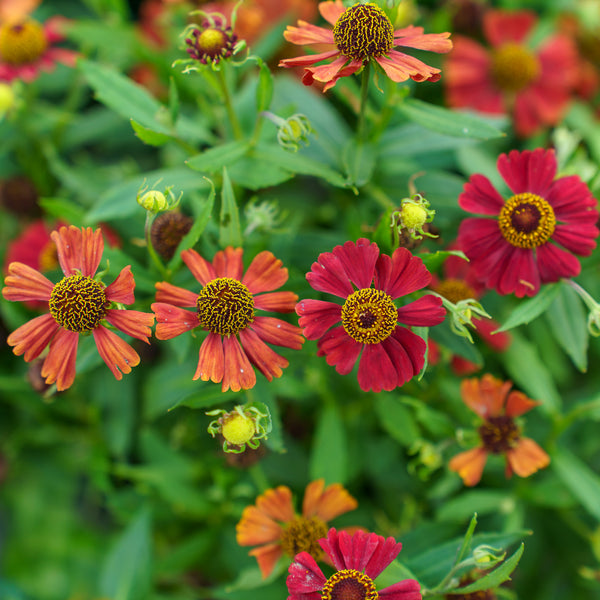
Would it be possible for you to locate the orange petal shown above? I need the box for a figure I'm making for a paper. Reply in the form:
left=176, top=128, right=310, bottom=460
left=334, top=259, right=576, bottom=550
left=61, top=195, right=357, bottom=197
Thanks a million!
left=249, top=543, right=284, bottom=580
left=461, top=374, right=511, bottom=419
left=394, top=31, right=453, bottom=54
left=52, top=226, right=103, bottom=277
left=221, top=335, right=256, bottom=392
left=92, top=325, right=140, bottom=380
left=283, top=22, right=335, bottom=45
left=253, top=291, right=299, bottom=313
left=236, top=506, right=284, bottom=546
left=181, top=248, right=216, bottom=285
left=154, top=281, right=198, bottom=307
left=302, top=479, right=358, bottom=521
left=152, top=303, right=198, bottom=340
left=242, top=251, right=288, bottom=294
left=193, top=332, right=224, bottom=383
left=506, top=438, right=550, bottom=478
left=7, top=313, right=59, bottom=361
left=0, top=0, right=42, bottom=23
left=239, top=327, right=288, bottom=381
left=319, top=0, right=345, bottom=26
left=505, top=390, right=541, bottom=418
left=212, top=247, right=244, bottom=280
left=448, top=447, right=489, bottom=487
left=256, top=486, right=295, bottom=522
left=279, top=49, right=340, bottom=69
left=41, top=327, right=79, bottom=391
left=105, top=309, right=154, bottom=342
left=376, top=51, right=441, bottom=83
left=250, top=317, right=304, bottom=350
left=2, top=262, right=53, bottom=302
left=105, top=265, right=135, bottom=304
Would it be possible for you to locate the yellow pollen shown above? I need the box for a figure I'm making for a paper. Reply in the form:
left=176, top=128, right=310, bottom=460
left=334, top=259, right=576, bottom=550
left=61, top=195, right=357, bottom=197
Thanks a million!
left=433, top=278, right=476, bottom=305
left=400, top=203, right=428, bottom=229
left=280, top=516, right=328, bottom=559
left=479, top=416, right=520, bottom=454
left=198, top=28, right=227, bottom=56
left=321, top=569, right=378, bottom=600
left=196, top=277, right=255, bottom=336
left=333, top=2, right=394, bottom=61
left=490, top=43, right=540, bottom=93
left=49, top=274, right=108, bottom=333
left=341, top=288, right=397, bottom=344
left=0, top=19, right=48, bottom=66
left=498, top=193, right=556, bottom=249
left=221, top=413, right=257, bottom=446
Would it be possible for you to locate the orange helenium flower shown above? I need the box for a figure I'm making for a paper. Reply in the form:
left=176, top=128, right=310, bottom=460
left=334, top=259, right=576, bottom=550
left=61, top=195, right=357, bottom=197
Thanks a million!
left=2, top=226, right=155, bottom=391
left=236, top=479, right=358, bottom=579
left=152, top=246, right=304, bottom=392
left=279, top=0, right=452, bottom=91
left=449, top=374, right=550, bottom=486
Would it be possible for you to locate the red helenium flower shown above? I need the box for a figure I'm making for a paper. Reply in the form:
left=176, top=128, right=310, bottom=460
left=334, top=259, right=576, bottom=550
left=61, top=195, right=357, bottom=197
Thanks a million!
left=449, top=374, right=550, bottom=487
left=2, top=226, right=155, bottom=391
left=152, top=246, right=304, bottom=392
left=457, top=148, right=599, bottom=298
left=296, top=238, right=445, bottom=392
left=444, top=9, right=579, bottom=136
left=279, top=0, right=452, bottom=91
left=287, top=528, right=422, bottom=600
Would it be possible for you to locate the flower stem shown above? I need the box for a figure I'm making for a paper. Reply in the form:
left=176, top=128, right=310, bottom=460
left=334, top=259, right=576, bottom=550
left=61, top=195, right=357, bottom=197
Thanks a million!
left=216, top=66, right=243, bottom=140
left=357, top=62, right=371, bottom=143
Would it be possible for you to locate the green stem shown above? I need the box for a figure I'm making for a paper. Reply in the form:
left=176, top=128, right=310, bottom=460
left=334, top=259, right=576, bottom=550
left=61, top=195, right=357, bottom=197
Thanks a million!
left=216, top=66, right=243, bottom=140
left=357, top=62, right=371, bottom=143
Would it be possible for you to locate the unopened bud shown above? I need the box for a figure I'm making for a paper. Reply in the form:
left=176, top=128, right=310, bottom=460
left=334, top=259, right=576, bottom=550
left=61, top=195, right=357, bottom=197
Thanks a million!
left=473, top=544, right=506, bottom=568
left=207, top=403, right=271, bottom=453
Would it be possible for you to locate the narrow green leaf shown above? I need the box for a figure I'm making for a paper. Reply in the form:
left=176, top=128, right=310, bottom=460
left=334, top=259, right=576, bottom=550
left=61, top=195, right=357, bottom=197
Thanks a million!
left=374, top=396, right=420, bottom=446
left=456, top=514, right=478, bottom=564
left=186, top=141, right=249, bottom=173
left=399, top=99, right=506, bottom=140
left=553, top=448, right=600, bottom=522
left=168, top=76, right=180, bottom=125
left=256, top=58, right=274, bottom=113
left=309, top=404, right=347, bottom=485
left=494, top=284, right=560, bottom=333
left=219, top=167, right=242, bottom=247
left=546, top=282, right=588, bottom=372
left=130, top=119, right=173, bottom=146
left=343, top=141, right=376, bottom=187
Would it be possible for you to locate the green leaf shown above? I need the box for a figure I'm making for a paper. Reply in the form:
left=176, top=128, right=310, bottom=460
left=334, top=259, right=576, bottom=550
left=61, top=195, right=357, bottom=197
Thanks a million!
left=309, top=403, right=347, bottom=485
left=38, top=197, right=85, bottom=225
left=219, top=167, right=242, bottom=247
left=398, top=99, right=506, bottom=140
left=500, top=332, right=562, bottom=415
left=168, top=76, right=180, bottom=125
left=374, top=396, right=420, bottom=446
left=553, top=448, right=600, bottom=522
left=99, top=508, right=152, bottom=600
left=420, top=250, right=467, bottom=274
left=546, top=282, right=588, bottom=372
left=456, top=514, right=478, bottom=564
left=256, top=58, right=274, bottom=113
left=130, top=119, right=173, bottom=147
left=494, top=284, right=560, bottom=333
left=429, top=320, right=484, bottom=365
left=229, top=155, right=293, bottom=189
left=343, top=141, right=376, bottom=187
left=437, top=490, right=514, bottom=523
left=186, top=141, right=250, bottom=173
left=447, top=544, right=524, bottom=595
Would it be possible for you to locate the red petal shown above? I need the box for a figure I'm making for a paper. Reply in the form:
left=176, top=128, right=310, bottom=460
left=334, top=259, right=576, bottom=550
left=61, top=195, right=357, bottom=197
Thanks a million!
left=93, top=326, right=140, bottom=380
left=154, top=281, right=198, bottom=307
left=296, top=299, right=342, bottom=339
left=221, top=335, right=256, bottom=392
left=105, top=309, right=154, bottom=342
left=212, top=246, right=243, bottom=280
left=497, top=149, right=556, bottom=196
left=41, top=327, right=79, bottom=391
left=458, top=173, right=505, bottom=215
left=375, top=247, right=431, bottom=299
left=307, top=251, right=354, bottom=298
left=317, top=326, right=361, bottom=375
left=254, top=291, right=298, bottom=313
left=357, top=343, right=398, bottom=392
left=386, top=327, right=427, bottom=384
left=379, top=579, right=422, bottom=600
left=242, top=251, right=288, bottom=294
left=483, top=10, right=536, bottom=47
left=2, top=262, right=53, bottom=302
left=152, top=302, right=198, bottom=340
left=287, top=551, right=327, bottom=596
left=7, top=313, right=59, bottom=361
left=279, top=49, right=339, bottom=68
left=396, top=294, right=445, bottom=327
left=193, top=332, right=224, bottom=383
left=535, top=241, right=581, bottom=284
left=331, top=238, right=380, bottom=290
left=376, top=50, right=441, bottom=83
left=181, top=248, right=216, bottom=285
left=105, top=265, right=135, bottom=304
left=239, top=327, right=288, bottom=381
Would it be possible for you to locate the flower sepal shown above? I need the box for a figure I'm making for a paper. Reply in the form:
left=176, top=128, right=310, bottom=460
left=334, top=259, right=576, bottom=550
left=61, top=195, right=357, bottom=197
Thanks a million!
left=432, top=293, right=492, bottom=343
left=207, top=402, right=272, bottom=453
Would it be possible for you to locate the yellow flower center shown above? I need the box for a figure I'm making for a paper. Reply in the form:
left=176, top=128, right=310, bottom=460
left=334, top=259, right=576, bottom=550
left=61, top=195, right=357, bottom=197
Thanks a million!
left=400, top=203, right=428, bottom=229
left=341, top=288, right=397, bottom=344
left=280, top=516, right=328, bottom=559
left=0, top=19, right=48, bottom=66
left=196, top=277, right=255, bottom=336
left=479, top=416, right=520, bottom=454
left=498, top=193, right=556, bottom=249
left=198, top=28, right=228, bottom=57
left=490, top=43, right=540, bottom=93
left=321, top=569, right=378, bottom=600
left=433, top=278, right=476, bottom=305
left=333, top=2, right=394, bottom=61
left=221, top=413, right=256, bottom=446
left=49, top=274, right=108, bottom=333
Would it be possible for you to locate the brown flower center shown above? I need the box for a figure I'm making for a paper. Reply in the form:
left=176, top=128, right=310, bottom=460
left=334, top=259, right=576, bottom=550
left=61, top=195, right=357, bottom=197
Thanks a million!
left=498, top=193, right=556, bottom=248
left=333, top=2, right=394, bottom=61
left=433, top=278, right=476, bottom=304
left=49, top=274, right=108, bottom=332
left=490, top=43, right=540, bottom=93
left=196, top=277, right=254, bottom=336
left=150, top=212, right=194, bottom=261
left=0, top=19, right=48, bottom=65
left=478, top=415, right=520, bottom=454
left=321, top=569, right=378, bottom=600
left=341, top=288, right=397, bottom=344
left=280, top=516, right=328, bottom=560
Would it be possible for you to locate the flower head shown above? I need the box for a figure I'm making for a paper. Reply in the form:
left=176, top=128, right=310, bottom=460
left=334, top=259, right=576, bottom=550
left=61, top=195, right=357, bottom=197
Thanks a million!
left=297, top=238, right=445, bottom=392
left=152, top=246, right=304, bottom=392
left=444, top=10, right=579, bottom=136
left=2, top=226, right=155, bottom=391
left=449, top=374, right=550, bottom=487
left=236, top=480, right=358, bottom=579
left=287, top=528, right=422, bottom=600
left=457, top=148, right=599, bottom=298
left=206, top=403, right=271, bottom=453
left=279, top=1, right=452, bottom=92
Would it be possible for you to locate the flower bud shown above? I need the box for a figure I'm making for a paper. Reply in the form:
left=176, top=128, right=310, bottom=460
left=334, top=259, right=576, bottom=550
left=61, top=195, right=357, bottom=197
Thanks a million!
left=206, top=403, right=271, bottom=453
left=392, top=193, right=437, bottom=241
left=472, top=544, right=506, bottom=568
left=138, top=190, right=168, bottom=212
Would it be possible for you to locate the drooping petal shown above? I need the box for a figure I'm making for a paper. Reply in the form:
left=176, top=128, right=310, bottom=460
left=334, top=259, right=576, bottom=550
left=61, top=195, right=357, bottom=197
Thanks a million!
left=239, top=327, right=288, bottom=381
left=505, top=437, right=550, bottom=478
left=535, top=242, right=581, bottom=283
left=249, top=543, right=284, bottom=580
left=394, top=30, right=452, bottom=54
left=396, top=294, right=445, bottom=327
left=316, top=326, right=362, bottom=375
left=254, top=291, right=299, bottom=312
left=250, top=316, right=304, bottom=350
left=458, top=173, right=506, bottom=215
left=375, top=247, right=432, bottom=299
left=448, top=447, right=489, bottom=486
left=212, top=246, right=244, bottom=280
left=379, top=579, right=422, bottom=600
left=221, top=335, right=256, bottom=392
left=357, top=342, right=398, bottom=392
left=552, top=224, right=598, bottom=256
left=287, top=551, right=327, bottom=597
left=104, top=265, right=135, bottom=305
left=41, top=327, right=79, bottom=391
left=2, top=262, right=54, bottom=302
left=283, top=21, right=335, bottom=45
left=152, top=303, right=198, bottom=340
left=154, top=281, right=198, bottom=307
left=331, top=238, right=380, bottom=290
left=302, top=479, right=358, bottom=521
left=296, top=299, right=342, bottom=340
left=279, top=49, right=340, bottom=69
left=376, top=50, right=442, bottom=83
left=7, top=313, right=59, bottom=361
left=242, top=251, right=289, bottom=294
left=497, top=148, right=556, bottom=197
left=193, top=332, right=224, bottom=383
left=105, top=309, right=154, bottom=342
left=236, top=504, right=284, bottom=546
left=92, top=325, right=140, bottom=380
left=382, top=327, right=426, bottom=387
left=181, top=248, right=217, bottom=285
